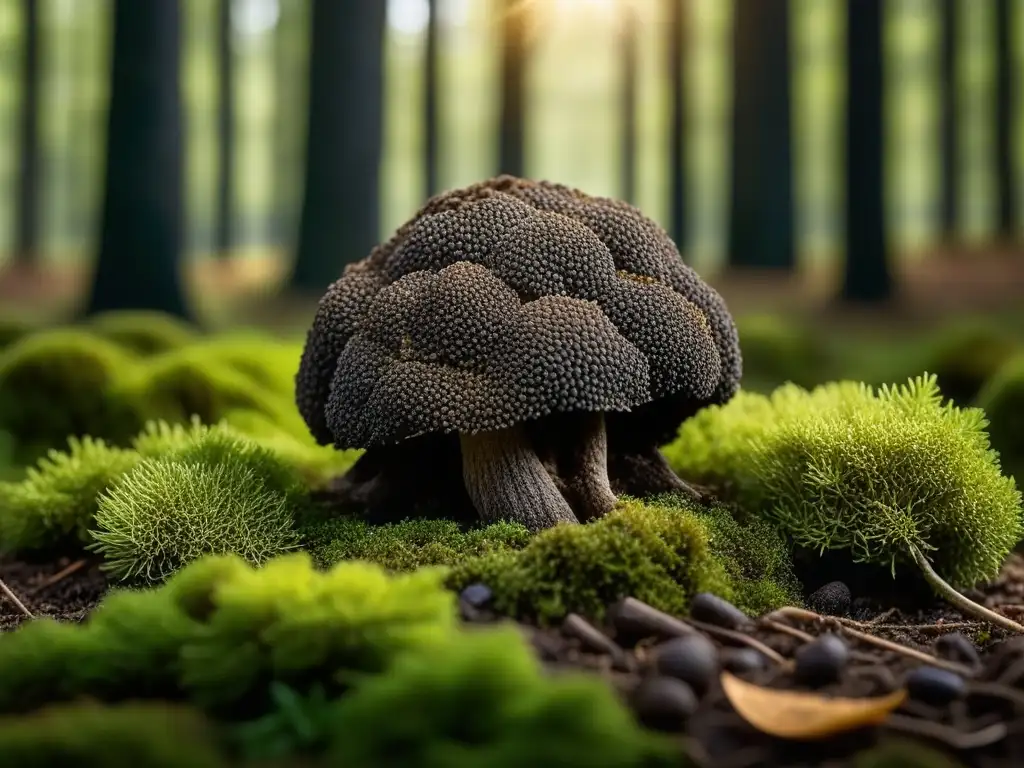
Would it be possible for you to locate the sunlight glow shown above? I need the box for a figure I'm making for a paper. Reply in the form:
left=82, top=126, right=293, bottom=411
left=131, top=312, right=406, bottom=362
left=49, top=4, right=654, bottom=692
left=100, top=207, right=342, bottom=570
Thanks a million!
left=232, top=0, right=280, bottom=37
left=549, top=0, right=622, bottom=20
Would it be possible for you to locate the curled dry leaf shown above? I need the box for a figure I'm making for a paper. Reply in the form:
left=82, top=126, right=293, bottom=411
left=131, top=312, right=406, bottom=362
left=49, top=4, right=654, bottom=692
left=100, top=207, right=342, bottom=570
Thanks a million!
left=721, top=671, right=906, bottom=740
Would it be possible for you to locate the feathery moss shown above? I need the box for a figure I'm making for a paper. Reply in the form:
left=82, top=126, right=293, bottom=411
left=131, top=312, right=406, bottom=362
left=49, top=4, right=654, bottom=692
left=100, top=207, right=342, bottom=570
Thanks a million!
left=0, top=436, right=141, bottom=554
left=666, top=374, right=1023, bottom=588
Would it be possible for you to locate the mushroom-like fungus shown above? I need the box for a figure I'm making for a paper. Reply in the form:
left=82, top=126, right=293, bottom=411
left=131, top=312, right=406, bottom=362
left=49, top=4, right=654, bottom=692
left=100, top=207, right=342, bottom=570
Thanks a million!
left=296, top=176, right=741, bottom=531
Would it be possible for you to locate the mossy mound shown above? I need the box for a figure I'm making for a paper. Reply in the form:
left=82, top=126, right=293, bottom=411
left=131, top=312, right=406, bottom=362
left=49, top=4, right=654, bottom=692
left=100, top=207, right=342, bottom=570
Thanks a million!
left=304, top=517, right=532, bottom=571
left=0, top=330, right=147, bottom=464
left=735, top=313, right=832, bottom=391
left=87, top=310, right=202, bottom=356
left=445, top=498, right=798, bottom=624
left=184, top=333, right=303, bottom=398
left=665, top=374, right=1023, bottom=588
left=976, top=353, right=1024, bottom=484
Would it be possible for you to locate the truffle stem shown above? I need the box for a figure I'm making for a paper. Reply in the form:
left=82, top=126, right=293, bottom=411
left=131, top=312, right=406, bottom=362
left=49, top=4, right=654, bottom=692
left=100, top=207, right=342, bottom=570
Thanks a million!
left=460, top=425, right=579, bottom=532
left=909, top=542, right=1024, bottom=634
left=558, top=411, right=618, bottom=522
left=608, top=446, right=707, bottom=502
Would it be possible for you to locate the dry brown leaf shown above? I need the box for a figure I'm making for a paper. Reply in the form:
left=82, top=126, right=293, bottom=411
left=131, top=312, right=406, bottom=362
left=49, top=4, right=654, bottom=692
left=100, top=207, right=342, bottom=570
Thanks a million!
left=721, top=671, right=907, bottom=740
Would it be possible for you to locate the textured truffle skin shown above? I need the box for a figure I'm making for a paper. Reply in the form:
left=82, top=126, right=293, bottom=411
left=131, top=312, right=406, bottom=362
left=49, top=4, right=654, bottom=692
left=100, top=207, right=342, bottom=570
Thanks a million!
left=296, top=176, right=741, bottom=451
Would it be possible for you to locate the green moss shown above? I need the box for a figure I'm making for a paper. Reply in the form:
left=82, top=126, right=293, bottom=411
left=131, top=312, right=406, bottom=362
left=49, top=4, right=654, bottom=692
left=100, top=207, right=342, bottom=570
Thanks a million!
left=446, top=499, right=731, bottom=624
left=735, top=313, right=832, bottom=391
left=0, top=553, right=456, bottom=716
left=303, top=517, right=532, bottom=571
left=976, top=353, right=1024, bottom=483
left=922, top=320, right=1020, bottom=405
left=87, top=310, right=201, bottom=356
left=184, top=333, right=303, bottom=398
left=0, top=701, right=228, bottom=768
left=90, top=456, right=300, bottom=582
left=667, top=374, right=1023, bottom=588
left=326, top=623, right=680, bottom=768
left=0, top=330, right=146, bottom=463
left=0, top=436, right=141, bottom=554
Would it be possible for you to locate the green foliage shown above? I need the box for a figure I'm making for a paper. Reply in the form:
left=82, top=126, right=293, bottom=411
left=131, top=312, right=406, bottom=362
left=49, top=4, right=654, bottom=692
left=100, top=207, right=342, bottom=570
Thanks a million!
left=0, top=436, right=141, bottom=554
left=304, top=516, right=532, bottom=571
left=976, top=353, right=1024, bottom=483
left=0, top=701, right=228, bottom=768
left=667, top=374, right=1024, bottom=588
left=447, top=499, right=732, bottom=624
left=0, top=553, right=456, bottom=717
left=90, top=456, right=300, bottom=582
left=325, top=624, right=680, bottom=768
left=0, top=330, right=146, bottom=463
left=922, top=320, right=1020, bottom=405
left=87, top=310, right=201, bottom=356
left=735, top=313, right=832, bottom=391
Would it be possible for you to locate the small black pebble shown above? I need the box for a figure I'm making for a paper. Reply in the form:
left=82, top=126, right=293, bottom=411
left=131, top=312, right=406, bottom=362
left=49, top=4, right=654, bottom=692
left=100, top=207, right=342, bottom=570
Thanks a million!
left=794, top=633, right=848, bottom=687
left=721, top=647, right=769, bottom=675
left=631, top=676, right=699, bottom=732
left=654, top=634, right=719, bottom=695
left=459, top=583, right=493, bottom=609
left=905, top=665, right=966, bottom=706
left=808, top=581, right=852, bottom=617
left=934, top=632, right=980, bottom=668
left=689, top=593, right=749, bottom=629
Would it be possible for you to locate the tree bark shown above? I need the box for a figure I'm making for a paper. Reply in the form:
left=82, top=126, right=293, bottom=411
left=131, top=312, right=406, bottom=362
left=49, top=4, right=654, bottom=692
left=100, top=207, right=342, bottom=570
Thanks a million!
left=665, top=0, right=688, bottom=251
left=994, top=0, right=1016, bottom=241
left=215, top=0, right=235, bottom=258
left=619, top=1, right=638, bottom=204
left=727, top=0, right=795, bottom=271
left=86, top=0, right=189, bottom=319
left=14, top=0, right=40, bottom=267
left=939, top=0, right=959, bottom=239
left=425, top=0, right=441, bottom=198
left=289, top=0, right=386, bottom=296
left=498, top=0, right=528, bottom=177
left=840, top=0, right=892, bottom=304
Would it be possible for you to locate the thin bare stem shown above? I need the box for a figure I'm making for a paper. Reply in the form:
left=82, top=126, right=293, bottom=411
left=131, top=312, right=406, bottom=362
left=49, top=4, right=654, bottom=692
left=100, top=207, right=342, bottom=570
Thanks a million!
left=0, top=577, right=32, bottom=618
left=27, top=558, right=86, bottom=596
left=908, top=543, right=1024, bottom=635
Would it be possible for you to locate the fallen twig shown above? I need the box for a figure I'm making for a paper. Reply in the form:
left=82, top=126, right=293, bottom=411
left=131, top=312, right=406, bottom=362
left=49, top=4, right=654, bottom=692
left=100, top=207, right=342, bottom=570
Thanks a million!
left=767, top=606, right=974, bottom=676
left=26, top=558, right=86, bottom=596
left=683, top=616, right=789, bottom=667
left=0, top=576, right=32, bottom=618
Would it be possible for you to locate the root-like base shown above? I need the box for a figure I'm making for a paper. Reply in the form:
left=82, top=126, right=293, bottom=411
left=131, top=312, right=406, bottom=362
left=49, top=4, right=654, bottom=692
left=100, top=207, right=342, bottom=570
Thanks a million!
left=607, top=446, right=709, bottom=503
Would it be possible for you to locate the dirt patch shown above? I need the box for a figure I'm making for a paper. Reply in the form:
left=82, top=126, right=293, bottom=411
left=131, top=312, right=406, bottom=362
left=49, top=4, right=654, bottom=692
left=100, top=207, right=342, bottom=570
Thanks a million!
left=0, top=556, right=109, bottom=631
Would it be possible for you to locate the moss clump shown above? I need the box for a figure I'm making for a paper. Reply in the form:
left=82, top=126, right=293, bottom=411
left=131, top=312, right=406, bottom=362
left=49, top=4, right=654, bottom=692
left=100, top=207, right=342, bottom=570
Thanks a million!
left=90, top=457, right=300, bottom=582
left=976, top=353, right=1024, bottom=483
left=922, top=320, right=1019, bottom=405
left=0, top=553, right=456, bottom=715
left=326, top=624, right=680, bottom=768
left=667, top=374, right=1023, bottom=589
left=87, top=310, right=201, bottom=356
left=0, top=436, right=141, bottom=554
left=0, top=330, right=146, bottom=463
left=446, top=499, right=732, bottom=624
left=735, top=313, right=831, bottom=391
left=0, top=701, right=228, bottom=768
left=184, top=333, right=303, bottom=398
left=304, top=517, right=532, bottom=571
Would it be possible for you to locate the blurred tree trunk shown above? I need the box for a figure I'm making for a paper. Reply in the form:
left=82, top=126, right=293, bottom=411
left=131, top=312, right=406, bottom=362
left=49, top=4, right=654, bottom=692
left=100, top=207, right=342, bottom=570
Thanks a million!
left=727, top=0, right=795, bottom=271
left=424, top=0, right=441, bottom=198
left=289, top=0, right=386, bottom=296
left=665, top=0, right=687, bottom=251
left=272, top=0, right=306, bottom=246
left=215, top=0, right=235, bottom=257
left=14, top=0, right=40, bottom=267
left=994, top=0, right=1016, bottom=240
left=840, top=0, right=892, bottom=304
left=619, top=1, right=638, bottom=203
left=498, top=0, right=527, bottom=177
left=86, top=0, right=189, bottom=318
left=939, top=0, right=958, bottom=239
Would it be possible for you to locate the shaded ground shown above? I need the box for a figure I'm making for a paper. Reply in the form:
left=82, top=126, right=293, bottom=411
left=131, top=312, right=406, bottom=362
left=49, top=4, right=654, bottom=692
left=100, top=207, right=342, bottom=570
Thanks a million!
left=4, top=551, right=1024, bottom=765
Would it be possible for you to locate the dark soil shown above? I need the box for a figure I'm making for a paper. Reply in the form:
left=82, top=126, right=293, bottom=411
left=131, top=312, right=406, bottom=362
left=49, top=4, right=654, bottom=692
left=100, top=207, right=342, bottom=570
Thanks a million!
left=4, top=552, right=1024, bottom=766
